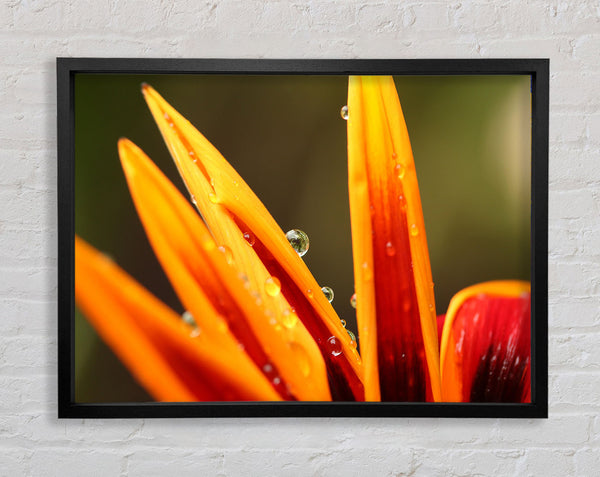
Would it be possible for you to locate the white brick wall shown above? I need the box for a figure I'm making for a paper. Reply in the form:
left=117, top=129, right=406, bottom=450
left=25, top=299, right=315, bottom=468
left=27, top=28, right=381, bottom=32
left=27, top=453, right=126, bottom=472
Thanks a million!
left=0, top=1, right=598, bottom=475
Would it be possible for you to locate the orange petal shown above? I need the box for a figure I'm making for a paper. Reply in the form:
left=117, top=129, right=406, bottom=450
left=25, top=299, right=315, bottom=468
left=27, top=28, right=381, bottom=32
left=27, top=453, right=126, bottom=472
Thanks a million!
left=347, top=76, right=441, bottom=401
left=118, top=138, right=331, bottom=401
left=142, top=84, right=364, bottom=400
left=440, top=280, right=531, bottom=402
left=75, top=236, right=282, bottom=401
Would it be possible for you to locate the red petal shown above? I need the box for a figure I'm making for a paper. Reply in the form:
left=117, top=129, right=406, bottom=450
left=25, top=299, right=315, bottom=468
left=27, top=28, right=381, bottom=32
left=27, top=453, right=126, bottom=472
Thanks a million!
left=440, top=281, right=531, bottom=403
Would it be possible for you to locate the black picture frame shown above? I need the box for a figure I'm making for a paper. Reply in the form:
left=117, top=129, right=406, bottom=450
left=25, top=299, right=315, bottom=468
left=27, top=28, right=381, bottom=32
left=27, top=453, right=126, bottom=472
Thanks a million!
left=57, top=58, right=548, bottom=418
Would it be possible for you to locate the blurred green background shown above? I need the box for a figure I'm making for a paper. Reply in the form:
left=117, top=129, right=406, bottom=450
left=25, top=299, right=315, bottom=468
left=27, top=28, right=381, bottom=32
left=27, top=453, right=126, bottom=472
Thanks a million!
left=75, top=74, right=531, bottom=402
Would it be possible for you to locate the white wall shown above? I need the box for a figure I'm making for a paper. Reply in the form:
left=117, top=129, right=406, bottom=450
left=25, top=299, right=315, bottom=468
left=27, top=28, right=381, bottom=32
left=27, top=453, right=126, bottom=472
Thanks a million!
left=1, top=1, right=599, bottom=475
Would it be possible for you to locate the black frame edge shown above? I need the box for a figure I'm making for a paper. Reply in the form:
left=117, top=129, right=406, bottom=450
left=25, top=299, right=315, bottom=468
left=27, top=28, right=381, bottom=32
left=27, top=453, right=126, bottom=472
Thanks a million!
left=57, top=58, right=549, bottom=419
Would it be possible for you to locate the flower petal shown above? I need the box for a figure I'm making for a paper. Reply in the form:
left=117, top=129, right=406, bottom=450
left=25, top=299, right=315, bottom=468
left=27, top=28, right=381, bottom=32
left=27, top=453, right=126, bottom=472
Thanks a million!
left=440, top=280, right=531, bottom=403
left=75, top=236, right=282, bottom=401
left=347, top=76, right=441, bottom=401
left=142, top=84, right=364, bottom=400
left=118, top=138, right=331, bottom=400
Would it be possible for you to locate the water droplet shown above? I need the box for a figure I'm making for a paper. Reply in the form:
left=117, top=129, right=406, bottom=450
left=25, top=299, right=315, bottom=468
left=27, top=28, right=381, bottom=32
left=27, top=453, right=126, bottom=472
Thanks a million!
left=321, top=286, right=334, bottom=303
left=340, top=105, right=349, bottom=120
left=233, top=180, right=239, bottom=187
left=395, top=163, right=405, bottom=179
left=272, top=376, right=281, bottom=386
left=262, top=363, right=274, bottom=374
left=428, top=303, right=434, bottom=311
left=326, top=336, right=343, bottom=356
left=362, top=262, right=373, bottom=281
left=208, top=192, right=218, bottom=204
left=190, top=194, right=197, bottom=205
left=392, top=151, right=397, bottom=159
left=168, top=122, right=174, bottom=128
left=385, top=241, right=396, bottom=256
left=350, top=293, right=357, bottom=309
left=182, top=311, right=196, bottom=327
left=282, top=309, right=298, bottom=329
left=190, top=328, right=201, bottom=338
left=290, top=342, right=311, bottom=377
left=218, top=245, right=234, bottom=265
left=188, top=150, right=194, bottom=157
left=285, top=229, right=309, bottom=257
left=163, top=113, right=170, bottom=120
left=340, top=319, right=347, bottom=328
left=347, top=329, right=356, bottom=343
left=410, top=224, right=419, bottom=237
left=398, top=194, right=407, bottom=210
left=210, top=178, right=216, bottom=187
left=264, top=276, right=281, bottom=297
left=243, top=231, right=255, bottom=246
left=307, top=289, right=314, bottom=298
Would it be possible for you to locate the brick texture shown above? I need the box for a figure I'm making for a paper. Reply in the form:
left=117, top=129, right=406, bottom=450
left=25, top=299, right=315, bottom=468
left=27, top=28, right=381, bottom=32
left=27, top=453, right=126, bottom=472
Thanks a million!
left=1, top=1, right=599, bottom=475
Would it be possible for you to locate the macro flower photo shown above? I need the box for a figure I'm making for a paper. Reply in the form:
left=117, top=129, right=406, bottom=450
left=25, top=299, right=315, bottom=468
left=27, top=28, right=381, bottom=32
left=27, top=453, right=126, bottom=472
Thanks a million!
left=74, top=73, right=532, bottom=403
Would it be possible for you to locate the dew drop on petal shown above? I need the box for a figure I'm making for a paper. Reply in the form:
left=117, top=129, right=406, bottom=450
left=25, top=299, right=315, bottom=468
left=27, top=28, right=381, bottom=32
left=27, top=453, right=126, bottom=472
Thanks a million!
left=340, top=105, right=349, bottom=120
left=340, top=319, right=346, bottom=328
left=347, top=329, right=357, bottom=344
left=321, top=286, right=334, bottom=303
left=392, top=151, right=397, bottom=159
left=218, top=245, right=234, bottom=265
left=190, top=328, right=201, bottom=338
left=163, top=112, right=170, bottom=120
left=262, top=363, right=274, bottom=375
left=190, top=194, right=197, bottom=205
left=362, top=262, right=373, bottom=281
left=285, top=229, right=310, bottom=257
left=208, top=192, right=219, bottom=204
left=326, top=336, right=343, bottom=357
left=264, top=276, right=281, bottom=297
left=243, top=231, right=255, bottom=246
left=398, top=194, right=407, bottom=210
left=385, top=241, right=396, bottom=256
left=182, top=310, right=196, bottom=327
left=282, top=309, right=298, bottom=329
left=410, top=224, right=419, bottom=237
left=350, top=293, right=357, bottom=309
left=307, top=289, right=314, bottom=298
left=289, top=342, right=310, bottom=377
left=395, top=163, right=405, bottom=179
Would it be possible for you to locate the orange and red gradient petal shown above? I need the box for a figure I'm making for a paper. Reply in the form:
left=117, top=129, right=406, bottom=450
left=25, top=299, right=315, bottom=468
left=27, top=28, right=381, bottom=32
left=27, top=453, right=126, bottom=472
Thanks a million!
left=347, top=76, right=441, bottom=401
left=118, top=139, right=331, bottom=401
left=75, top=236, right=282, bottom=402
left=440, top=280, right=531, bottom=403
left=142, top=84, right=364, bottom=400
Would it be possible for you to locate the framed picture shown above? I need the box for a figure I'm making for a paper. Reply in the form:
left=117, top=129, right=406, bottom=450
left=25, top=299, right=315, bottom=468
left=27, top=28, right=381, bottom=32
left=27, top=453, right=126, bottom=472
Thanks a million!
left=58, top=58, right=548, bottom=418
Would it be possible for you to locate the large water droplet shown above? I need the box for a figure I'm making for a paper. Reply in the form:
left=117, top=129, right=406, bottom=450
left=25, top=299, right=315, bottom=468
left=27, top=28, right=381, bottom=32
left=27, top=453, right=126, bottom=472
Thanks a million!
left=321, top=286, right=334, bottom=303
left=326, top=336, right=343, bottom=356
left=286, top=229, right=309, bottom=257
left=350, top=293, right=357, bottom=309
left=340, top=105, right=349, bottom=120
left=243, top=231, right=256, bottom=246
left=385, top=241, right=396, bottom=256
left=264, top=276, right=281, bottom=297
